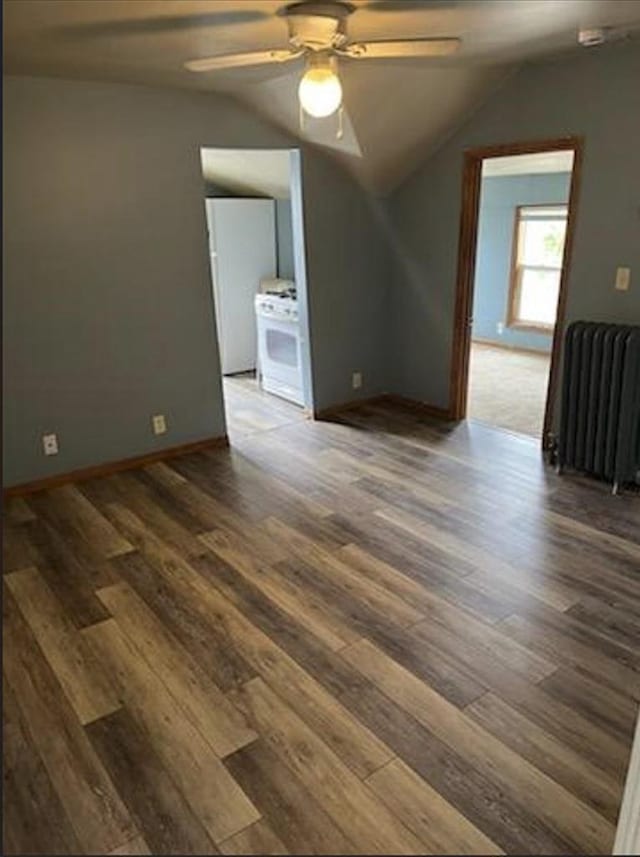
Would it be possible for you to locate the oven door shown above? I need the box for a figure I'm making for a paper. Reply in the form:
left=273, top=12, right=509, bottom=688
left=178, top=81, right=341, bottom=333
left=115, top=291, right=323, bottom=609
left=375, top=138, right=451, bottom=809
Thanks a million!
left=257, top=315, right=304, bottom=403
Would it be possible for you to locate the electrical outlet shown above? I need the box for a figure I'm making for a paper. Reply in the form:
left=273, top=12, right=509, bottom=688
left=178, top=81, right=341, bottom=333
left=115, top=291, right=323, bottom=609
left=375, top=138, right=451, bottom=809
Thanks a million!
left=352, top=371, right=362, bottom=390
left=42, top=433, right=59, bottom=456
left=615, top=266, right=631, bottom=291
left=497, top=322, right=505, bottom=335
left=152, top=414, right=167, bottom=435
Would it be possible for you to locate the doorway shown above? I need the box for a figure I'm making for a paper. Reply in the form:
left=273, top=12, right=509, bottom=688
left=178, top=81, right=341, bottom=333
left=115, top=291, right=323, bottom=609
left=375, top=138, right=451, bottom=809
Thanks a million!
left=199, top=148, right=313, bottom=442
left=450, top=138, right=582, bottom=447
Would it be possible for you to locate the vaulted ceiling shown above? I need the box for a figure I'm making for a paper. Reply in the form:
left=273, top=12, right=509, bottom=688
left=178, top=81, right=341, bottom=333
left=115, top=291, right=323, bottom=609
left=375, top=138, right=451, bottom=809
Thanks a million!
left=5, top=0, right=640, bottom=192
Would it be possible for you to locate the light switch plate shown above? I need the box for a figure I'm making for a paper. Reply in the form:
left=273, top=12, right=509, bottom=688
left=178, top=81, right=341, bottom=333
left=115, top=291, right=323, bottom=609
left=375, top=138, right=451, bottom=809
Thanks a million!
left=615, top=266, right=631, bottom=291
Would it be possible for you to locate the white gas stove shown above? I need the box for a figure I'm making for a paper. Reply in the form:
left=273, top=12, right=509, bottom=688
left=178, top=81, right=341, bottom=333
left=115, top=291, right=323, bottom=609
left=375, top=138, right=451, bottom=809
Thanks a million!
left=254, top=291, right=304, bottom=406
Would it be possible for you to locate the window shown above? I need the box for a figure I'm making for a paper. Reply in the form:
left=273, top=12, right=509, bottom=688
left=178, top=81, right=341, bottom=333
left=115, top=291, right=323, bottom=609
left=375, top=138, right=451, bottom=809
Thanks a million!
left=508, top=204, right=568, bottom=331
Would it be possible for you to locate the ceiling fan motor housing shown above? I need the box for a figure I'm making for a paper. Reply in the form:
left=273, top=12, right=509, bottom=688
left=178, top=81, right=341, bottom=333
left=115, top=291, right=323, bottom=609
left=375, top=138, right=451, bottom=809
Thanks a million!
left=284, top=1, right=354, bottom=51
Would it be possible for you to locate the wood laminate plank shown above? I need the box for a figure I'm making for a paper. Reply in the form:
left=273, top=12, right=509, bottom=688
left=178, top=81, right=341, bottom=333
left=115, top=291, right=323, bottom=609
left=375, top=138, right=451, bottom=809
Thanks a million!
left=3, top=588, right=136, bottom=854
left=6, top=566, right=120, bottom=724
left=566, top=597, right=640, bottom=652
left=539, top=666, right=639, bottom=742
left=83, top=618, right=260, bottom=844
left=343, top=639, right=616, bottom=854
left=2, top=521, right=43, bottom=572
left=493, top=670, right=632, bottom=781
left=2, top=674, right=83, bottom=856
left=336, top=542, right=458, bottom=617
left=85, top=472, right=208, bottom=559
left=23, top=518, right=115, bottom=627
left=194, top=549, right=485, bottom=710
left=548, top=479, right=640, bottom=545
left=132, top=466, right=228, bottom=535
left=333, top=663, right=573, bottom=854
left=223, top=741, right=354, bottom=855
left=4, top=497, right=37, bottom=524
left=465, top=692, right=623, bottom=824
left=329, top=511, right=547, bottom=623
left=95, top=580, right=257, bottom=757
left=497, top=509, right=640, bottom=598
left=108, top=835, right=152, bottom=855
left=499, top=614, right=640, bottom=702
left=3, top=398, right=638, bottom=856
left=86, top=707, right=218, bottom=855
left=112, top=541, right=394, bottom=781
left=192, top=571, right=394, bottom=780
left=375, top=505, right=580, bottom=612
left=143, top=460, right=188, bottom=487
left=200, top=443, right=333, bottom=525
left=321, top=447, right=454, bottom=510
left=268, top=507, right=357, bottom=553
left=230, top=678, right=425, bottom=854
left=29, top=483, right=133, bottom=561
left=111, top=549, right=255, bottom=692
left=263, top=517, right=424, bottom=628
left=545, top=508, right=640, bottom=563
left=521, top=600, right=640, bottom=671
left=168, top=457, right=288, bottom=565
left=408, top=614, right=557, bottom=698
left=406, top=588, right=556, bottom=684
left=366, top=758, right=503, bottom=855
left=200, top=528, right=359, bottom=652
left=220, top=819, right=289, bottom=856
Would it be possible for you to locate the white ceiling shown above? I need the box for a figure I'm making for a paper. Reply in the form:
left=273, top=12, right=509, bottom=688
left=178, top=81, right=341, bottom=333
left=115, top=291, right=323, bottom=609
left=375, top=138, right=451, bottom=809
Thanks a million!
left=5, top=0, right=640, bottom=192
left=201, top=148, right=292, bottom=197
left=482, top=150, right=575, bottom=177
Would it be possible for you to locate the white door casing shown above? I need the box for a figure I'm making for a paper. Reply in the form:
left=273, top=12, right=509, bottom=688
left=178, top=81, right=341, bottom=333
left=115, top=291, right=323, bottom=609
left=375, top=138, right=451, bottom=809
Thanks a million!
left=614, top=707, right=640, bottom=855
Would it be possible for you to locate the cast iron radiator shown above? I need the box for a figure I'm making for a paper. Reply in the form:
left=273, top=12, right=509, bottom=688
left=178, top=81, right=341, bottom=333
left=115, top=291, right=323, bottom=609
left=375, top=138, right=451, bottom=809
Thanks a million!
left=558, top=321, right=640, bottom=494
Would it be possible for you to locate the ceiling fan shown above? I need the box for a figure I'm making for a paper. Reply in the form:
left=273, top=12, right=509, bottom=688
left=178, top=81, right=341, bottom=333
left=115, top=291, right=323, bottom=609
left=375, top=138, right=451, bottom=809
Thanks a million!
left=185, top=1, right=461, bottom=119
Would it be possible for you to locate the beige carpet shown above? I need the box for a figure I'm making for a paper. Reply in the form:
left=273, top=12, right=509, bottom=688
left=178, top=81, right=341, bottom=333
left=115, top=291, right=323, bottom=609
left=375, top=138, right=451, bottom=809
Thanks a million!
left=467, top=342, right=551, bottom=438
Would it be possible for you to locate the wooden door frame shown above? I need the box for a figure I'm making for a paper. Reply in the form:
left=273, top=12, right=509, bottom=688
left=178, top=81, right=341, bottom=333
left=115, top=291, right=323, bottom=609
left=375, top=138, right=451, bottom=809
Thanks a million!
left=449, top=136, right=584, bottom=448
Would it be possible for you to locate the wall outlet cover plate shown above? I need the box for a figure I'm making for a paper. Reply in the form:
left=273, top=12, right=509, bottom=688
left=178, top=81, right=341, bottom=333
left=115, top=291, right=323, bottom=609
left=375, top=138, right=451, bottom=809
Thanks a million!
left=152, top=414, right=167, bottom=435
left=42, top=433, right=59, bottom=456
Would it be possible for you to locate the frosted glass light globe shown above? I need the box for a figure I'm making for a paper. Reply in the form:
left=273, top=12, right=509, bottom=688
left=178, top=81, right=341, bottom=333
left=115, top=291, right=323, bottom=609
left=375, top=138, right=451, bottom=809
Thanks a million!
left=298, top=65, right=343, bottom=118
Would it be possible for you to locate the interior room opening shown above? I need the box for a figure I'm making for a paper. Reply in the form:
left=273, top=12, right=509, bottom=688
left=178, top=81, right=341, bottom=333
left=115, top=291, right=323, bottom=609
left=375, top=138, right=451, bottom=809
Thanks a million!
left=466, top=149, right=574, bottom=439
left=200, top=147, right=313, bottom=443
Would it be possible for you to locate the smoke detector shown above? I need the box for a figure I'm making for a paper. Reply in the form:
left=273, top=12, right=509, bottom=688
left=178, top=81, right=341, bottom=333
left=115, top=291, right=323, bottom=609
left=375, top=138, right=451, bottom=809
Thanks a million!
left=578, top=27, right=609, bottom=47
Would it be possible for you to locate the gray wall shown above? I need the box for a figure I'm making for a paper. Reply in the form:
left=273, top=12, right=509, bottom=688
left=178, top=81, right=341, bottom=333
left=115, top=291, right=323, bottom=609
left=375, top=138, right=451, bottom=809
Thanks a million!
left=389, top=43, right=640, bottom=412
left=275, top=199, right=295, bottom=281
left=3, top=75, right=390, bottom=487
left=473, top=172, right=571, bottom=353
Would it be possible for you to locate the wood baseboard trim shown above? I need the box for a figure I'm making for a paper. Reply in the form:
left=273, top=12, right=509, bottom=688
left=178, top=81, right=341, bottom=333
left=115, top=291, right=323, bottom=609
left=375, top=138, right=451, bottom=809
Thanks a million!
left=385, top=394, right=454, bottom=421
left=3, top=435, right=229, bottom=498
left=313, top=395, right=389, bottom=420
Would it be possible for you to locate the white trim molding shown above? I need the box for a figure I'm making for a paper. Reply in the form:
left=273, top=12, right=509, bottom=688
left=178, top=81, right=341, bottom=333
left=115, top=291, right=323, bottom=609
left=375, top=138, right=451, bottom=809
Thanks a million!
left=615, top=708, right=640, bottom=855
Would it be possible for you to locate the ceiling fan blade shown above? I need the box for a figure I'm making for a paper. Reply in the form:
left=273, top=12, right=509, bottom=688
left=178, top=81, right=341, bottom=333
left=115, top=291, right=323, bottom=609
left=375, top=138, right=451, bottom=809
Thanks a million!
left=56, top=10, right=269, bottom=40
left=363, top=1, right=464, bottom=12
left=185, top=49, right=303, bottom=73
left=340, top=38, right=461, bottom=59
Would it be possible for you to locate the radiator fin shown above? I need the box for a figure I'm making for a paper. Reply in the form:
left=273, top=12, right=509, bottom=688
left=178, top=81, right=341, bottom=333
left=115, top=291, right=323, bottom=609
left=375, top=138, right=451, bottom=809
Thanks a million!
left=558, top=322, right=640, bottom=490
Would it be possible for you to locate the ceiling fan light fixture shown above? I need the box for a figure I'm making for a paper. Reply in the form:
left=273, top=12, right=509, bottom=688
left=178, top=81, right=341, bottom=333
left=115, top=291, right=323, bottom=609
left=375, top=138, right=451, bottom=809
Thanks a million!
left=298, top=54, right=343, bottom=118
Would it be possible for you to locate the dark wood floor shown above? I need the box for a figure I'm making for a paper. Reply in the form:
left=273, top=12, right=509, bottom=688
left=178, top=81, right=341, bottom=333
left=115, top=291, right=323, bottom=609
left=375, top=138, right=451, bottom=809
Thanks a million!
left=3, top=400, right=640, bottom=855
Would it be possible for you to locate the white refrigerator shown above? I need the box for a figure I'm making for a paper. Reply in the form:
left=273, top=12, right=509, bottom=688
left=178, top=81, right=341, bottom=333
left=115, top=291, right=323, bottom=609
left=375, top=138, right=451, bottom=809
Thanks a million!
left=205, top=198, right=276, bottom=375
